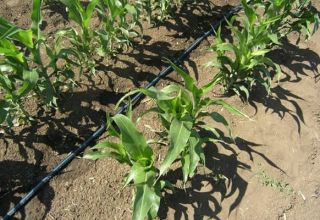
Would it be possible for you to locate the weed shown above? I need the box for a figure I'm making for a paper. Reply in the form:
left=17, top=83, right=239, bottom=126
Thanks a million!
left=257, top=171, right=294, bottom=194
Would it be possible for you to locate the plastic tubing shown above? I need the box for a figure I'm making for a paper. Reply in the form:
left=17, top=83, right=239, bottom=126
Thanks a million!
left=2, top=4, right=243, bottom=220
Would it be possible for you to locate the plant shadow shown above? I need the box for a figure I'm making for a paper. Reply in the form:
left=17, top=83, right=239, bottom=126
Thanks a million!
left=268, top=39, right=320, bottom=83
left=0, top=161, right=54, bottom=220
left=158, top=135, right=283, bottom=220
left=247, top=38, right=320, bottom=134
left=248, top=85, right=305, bottom=134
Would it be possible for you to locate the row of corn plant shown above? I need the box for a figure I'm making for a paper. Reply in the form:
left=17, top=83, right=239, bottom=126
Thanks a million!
left=207, top=0, right=319, bottom=100
left=85, top=62, right=248, bottom=219
left=57, top=0, right=141, bottom=74
left=0, top=0, right=140, bottom=126
left=84, top=1, right=320, bottom=219
left=0, top=0, right=78, bottom=126
left=0, top=0, right=196, bottom=127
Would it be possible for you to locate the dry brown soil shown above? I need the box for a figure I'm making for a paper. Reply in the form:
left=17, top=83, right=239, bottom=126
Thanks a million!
left=1, top=0, right=320, bottom=219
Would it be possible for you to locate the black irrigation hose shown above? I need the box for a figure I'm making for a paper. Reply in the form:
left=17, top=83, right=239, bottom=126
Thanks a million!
left=2, top=4, right=243, bottom=220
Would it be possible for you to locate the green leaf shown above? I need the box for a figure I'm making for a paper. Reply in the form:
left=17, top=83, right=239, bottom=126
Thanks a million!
left=204, top=98, right=249, bottom=118
left=31, top=0, right=43, bottom=40
left=141, top=87, right=175, bottom=101
left=168, top=60, right=195, bottom=92
left=60, top=0, right=84, bottom=27
left=84, top=0, right=99, bottom=29
left=113, top=114, right=152, bottom=161
left=268, top=33, right=281, bottom=45
left=0, top=73, right=13, bottom=92
left=238, top=85, right=250, bottom=101
left=201, top=75, right=221, bottom=94
left=124, top=162, right=145, bottom=187
left=241, top=0, right=257, bottom=26
left=16, top=70, right=39, bottom=98
left=181, top=152, right=190, bottom=183
left=199, top=111, right=232, bottom=137
left=125, top=4, right=137, bottom=14
left=0, top=17, right=33, bottom=48
left=251, top=49, right=270, bottom=57
left=132, top=168, right=160, bottom=220
left=84, top=140, right=131, bottom=164
left=91, top=141, right=125, bottom=155
left=0, top=41, right=25, bottom=63
left=215, top=42, right=235, bottom=52
left=199, top=124, right=220, bottom=139
left=83, top=151, right=114, bottom=160
left=274, top=63, right=282, bottom=82
left=181, top=131, right=204, bottom=183
left=159, top=119, right=192, bottom=176
left=0, top=100, right=9, bottom=124
left=188, top=132, right=203, bottom=177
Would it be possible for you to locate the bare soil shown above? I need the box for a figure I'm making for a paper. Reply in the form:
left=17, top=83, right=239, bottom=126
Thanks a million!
left=1, top=0, right=320, bottom=220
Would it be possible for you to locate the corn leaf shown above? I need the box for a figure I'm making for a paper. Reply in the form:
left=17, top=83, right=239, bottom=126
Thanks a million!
left=0, top=100, right=9, bottom=124
left=159, top=119, right=192, bottom=176
left=31, top=0, right=43, bottom=40
left=60, top=0, right=84, bottom=27
left=84, top=0, right=99, bottom=29
left=113, top=114, right=152, bottom=161
left=203, top=98, right=249, bottom=118
left=16, top=70, right=39, bottom=98
left=241, top=0, right=257, bottom=26
left=0, top=17, right=33, bottom=48
left=133, top=167, right=160, bottom=220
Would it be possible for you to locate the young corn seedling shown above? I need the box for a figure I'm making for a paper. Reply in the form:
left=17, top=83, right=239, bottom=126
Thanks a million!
left=253, top=0, right=319, bottom=42
left=207, top=0, right=319, bottom=100
left=117, top=62, right=247, bottom=183
left=58, top=0, right=99, bottom=74
left=95, top=0, right=141, bottom=56
left=84, top=113, right=171, bottom=220
left=0, top=0, right=76, bottom=126
left=138, top=0, right=184, bottom=23
left=207, top=0, right=283, bottom=100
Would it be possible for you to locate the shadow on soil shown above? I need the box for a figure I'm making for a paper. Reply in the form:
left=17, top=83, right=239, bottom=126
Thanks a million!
left=0, top=88, right=120, bottom=218
left=249, top=85, right=305, bottom=134
left=1, top=0, right=238, bottom=156
left=2, top=1, right=318, bottom=219
left=96, top=1, right=236, bottom=86
left=269, top=39, right=320, bottom=83
left=0, top=161, right=54, bottom=220
left=248, top=39, right=320, bottom=134
left=158, top=136, right=283, bottom=220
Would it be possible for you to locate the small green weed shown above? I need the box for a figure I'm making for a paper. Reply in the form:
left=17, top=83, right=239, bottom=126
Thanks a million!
left=257, top=171, right=294, bottom=194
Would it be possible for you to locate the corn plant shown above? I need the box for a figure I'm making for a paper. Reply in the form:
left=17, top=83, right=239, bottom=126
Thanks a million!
left=138, top=0, right=184, bottom=23
left=117, top=62, right=247, bottom=183
left=57, top=0, right=99, bottom=74
left=253, top=0, right=320, bottom=42
left=207, top=1, right=282, bottom=100
left=0, top=0, right=76, bottom=126
left=95, top=0, right=141, bottom=56
left=85, top=113, right=173, bottom=220
left=207, top=0, right=319, bottom=100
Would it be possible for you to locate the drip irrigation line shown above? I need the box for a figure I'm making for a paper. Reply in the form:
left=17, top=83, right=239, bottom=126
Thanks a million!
left=2, top=4, right=243, bottom=220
